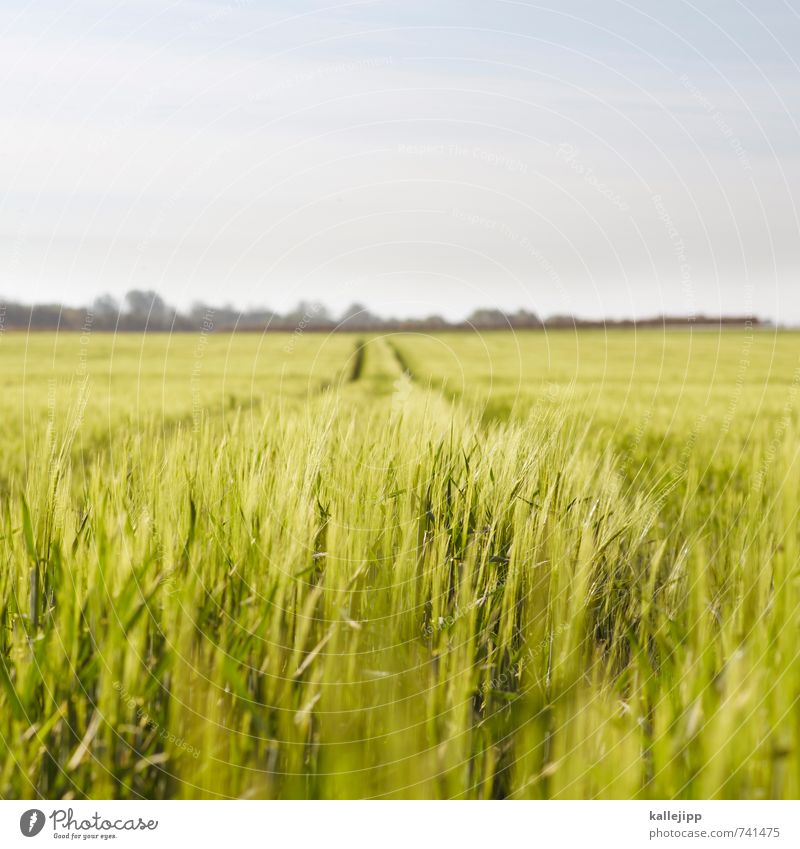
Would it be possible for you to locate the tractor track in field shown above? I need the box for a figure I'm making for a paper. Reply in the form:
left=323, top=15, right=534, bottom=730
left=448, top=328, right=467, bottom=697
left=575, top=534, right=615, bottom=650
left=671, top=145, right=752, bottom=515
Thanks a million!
left=384, top=338, right=513, bottom=427
left=349, top=338, right=367, bottom=382
left=386, top=338, right=465, bottom=412
left=331, top=337, right=465, bottom=424
left=385, top=340, right=415, bottom=381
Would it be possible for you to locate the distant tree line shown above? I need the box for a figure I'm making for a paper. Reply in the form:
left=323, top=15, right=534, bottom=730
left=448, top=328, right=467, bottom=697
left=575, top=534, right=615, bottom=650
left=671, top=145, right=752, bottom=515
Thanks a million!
left=0, top=289, right=763, bottom=332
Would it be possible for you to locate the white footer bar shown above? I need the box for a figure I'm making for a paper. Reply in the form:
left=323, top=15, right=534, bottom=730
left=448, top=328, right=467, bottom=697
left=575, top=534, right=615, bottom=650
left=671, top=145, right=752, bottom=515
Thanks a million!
left=1, top=800, right=797, bottom=848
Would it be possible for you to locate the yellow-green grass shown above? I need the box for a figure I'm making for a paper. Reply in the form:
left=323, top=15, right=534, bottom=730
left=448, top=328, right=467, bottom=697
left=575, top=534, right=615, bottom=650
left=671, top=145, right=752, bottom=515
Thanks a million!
left=0, top=332, right=356, bottom=486
left=0, top=329, right=798, bottom=799
left=390, top=327, right=800, bottom=429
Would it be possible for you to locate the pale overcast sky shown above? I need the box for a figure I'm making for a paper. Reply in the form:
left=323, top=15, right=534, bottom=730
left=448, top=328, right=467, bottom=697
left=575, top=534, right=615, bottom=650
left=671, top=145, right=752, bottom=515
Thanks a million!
left=1, top=0, right=799, bottom=320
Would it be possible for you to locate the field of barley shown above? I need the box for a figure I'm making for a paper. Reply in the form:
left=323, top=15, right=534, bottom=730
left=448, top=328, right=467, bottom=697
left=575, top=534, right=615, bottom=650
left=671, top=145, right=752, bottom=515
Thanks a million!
left=1, top=327, right=799, bottom=799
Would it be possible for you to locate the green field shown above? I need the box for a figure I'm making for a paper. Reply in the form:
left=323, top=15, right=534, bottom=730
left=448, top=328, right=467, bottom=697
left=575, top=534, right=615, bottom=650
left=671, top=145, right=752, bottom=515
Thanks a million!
left=1, top=328, right=799, bottom=799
